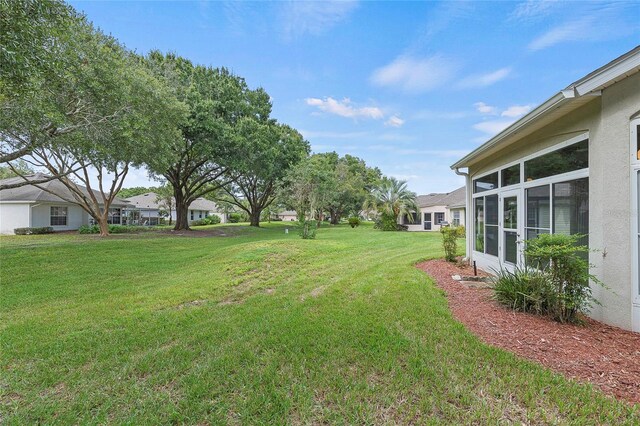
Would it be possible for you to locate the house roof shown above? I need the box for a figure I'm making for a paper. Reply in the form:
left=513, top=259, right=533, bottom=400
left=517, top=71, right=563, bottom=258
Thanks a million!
left=278, top=210, right=297, bottom=216
left=125, top=192, right=166, bottom=210
left=416, top=186, right=466, bottom=209
left=451, top=45, right=640, bottom=170
left=124, top=192, right=222, bottom=212
left=0, top=173, right=131, bottom=207
left=189, top=197, right=221, bottom=212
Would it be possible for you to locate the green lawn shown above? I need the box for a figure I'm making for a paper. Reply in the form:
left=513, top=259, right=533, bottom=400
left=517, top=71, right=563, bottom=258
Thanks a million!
left=1, top=223, right=637, bottom=424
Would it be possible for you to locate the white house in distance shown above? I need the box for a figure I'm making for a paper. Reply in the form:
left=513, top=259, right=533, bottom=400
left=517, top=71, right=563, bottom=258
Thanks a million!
left=0, top=174, right=130, bottom=234
left=451, top=46, right=640, bottom=332
left=124, top=192, right=228, bottom=225
left=273, top=210, right=298, bottom=221
left=400, top=186, right=466, bottom=231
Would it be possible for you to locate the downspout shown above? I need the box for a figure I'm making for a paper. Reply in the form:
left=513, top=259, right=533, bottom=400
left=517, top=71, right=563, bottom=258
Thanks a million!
left=454, top=167, right=472, bottom=264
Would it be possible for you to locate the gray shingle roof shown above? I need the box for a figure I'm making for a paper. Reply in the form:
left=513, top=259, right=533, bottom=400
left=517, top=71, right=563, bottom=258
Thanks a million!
left=124, top=192, right=222, bottom=212
left=0, top=173, right=131, bottom=206
left=416, top=186, right=465, bottom=208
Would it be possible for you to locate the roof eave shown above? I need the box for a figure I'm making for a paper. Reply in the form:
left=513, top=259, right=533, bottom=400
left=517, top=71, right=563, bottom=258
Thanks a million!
left=451, top=92, right=568, bottom=169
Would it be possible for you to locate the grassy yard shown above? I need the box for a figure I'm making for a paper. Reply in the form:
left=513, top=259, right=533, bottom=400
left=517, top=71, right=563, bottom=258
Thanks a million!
left=1, top=223, right=637, bottom=424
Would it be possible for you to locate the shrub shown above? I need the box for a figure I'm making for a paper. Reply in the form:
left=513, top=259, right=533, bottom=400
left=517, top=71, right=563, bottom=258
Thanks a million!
left=299, top=220, right=317, bottom=239
left=228, top=213, right=243, bottom=223
left=78, top=224, right=151, bottom=234
left=440, top=226, right=459, bottom=262
left=14, top=227, right=54, bottom=235
left=191, top=215, right=221, bottom=226
left=348, top=217, right=361, bottom=228
left=454, top=225, right=466, bottom=238
left=493, top=233, right=603, bottom=323
left=373, top=212, right=402, bottom=231
left=524, top=233, right=601, bottom=323
left=493, top=266, right=553, bottom=314
left=441, top=225, right=466, bottom=262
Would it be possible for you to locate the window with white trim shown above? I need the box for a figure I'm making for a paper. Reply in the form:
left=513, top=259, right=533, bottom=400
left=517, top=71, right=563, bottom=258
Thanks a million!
left=434, top=212, right=445, bottom=225
left=50, top=206, right=68, bottom=226
left=452, top=210, right=460, bottom=226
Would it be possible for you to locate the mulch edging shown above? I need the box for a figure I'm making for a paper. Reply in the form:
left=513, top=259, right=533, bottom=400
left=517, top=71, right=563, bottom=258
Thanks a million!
left=416, top=259, right=640, bottom=406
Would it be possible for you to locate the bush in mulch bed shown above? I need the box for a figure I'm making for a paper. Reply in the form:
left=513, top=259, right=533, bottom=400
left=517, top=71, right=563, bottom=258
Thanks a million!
left=494, top=233, right=603, bottom=324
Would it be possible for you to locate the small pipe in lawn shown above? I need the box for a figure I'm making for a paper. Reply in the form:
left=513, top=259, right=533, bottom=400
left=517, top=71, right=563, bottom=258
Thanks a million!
left=473, top=261, right=477, bottom=276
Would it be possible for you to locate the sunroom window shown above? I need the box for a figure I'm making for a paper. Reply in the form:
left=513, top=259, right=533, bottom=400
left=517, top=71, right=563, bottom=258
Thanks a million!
left=474, top=194, right=498, bottom=256
left=524, top=139, right=588, bottom=181
left=473, top=172, right=498, bottom=193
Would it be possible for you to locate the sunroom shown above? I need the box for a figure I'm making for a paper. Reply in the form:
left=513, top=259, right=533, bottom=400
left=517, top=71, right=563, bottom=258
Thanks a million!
left=471, top=135, right=589, bottom=271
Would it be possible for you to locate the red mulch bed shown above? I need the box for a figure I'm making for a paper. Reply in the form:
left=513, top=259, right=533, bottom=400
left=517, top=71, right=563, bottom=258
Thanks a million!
left=416, top=259, right=640, bottom=406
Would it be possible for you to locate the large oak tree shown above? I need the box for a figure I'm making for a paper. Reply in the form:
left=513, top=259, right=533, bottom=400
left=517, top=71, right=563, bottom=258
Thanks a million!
left=219, top=119, right=309, bottom=227
left=146, top=52, right=271, bottom=230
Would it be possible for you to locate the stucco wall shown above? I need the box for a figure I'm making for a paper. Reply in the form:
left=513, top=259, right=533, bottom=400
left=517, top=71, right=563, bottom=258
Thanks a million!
left=588, top=71, right=640, bottom=329
left=170, top=209, right=227, bottom=224
left=31, top=203, right=89, bottom=231
left=0, top=203, right=31, bottom=234
left=404, top=205, right=465, bottom=231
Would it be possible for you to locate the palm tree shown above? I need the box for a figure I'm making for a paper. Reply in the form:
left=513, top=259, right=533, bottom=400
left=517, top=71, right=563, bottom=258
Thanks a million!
left=365, top=177, right=418, bottom=229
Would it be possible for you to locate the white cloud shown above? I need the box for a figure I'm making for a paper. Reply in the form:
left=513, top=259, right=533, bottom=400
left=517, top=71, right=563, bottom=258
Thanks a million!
left=370, top=55, right=458, bottom=93
left=510, top=0, right=559, bottom=21
left=473, top=120, right=516, bottom=135
left=367, top=144, right=470, bottom=158
left=501, top=105, right=532, bottom=118
left=377, top=133, right=416, bottom=142
left=474, top=102, right=497, bottom=115
left=305, top=97, right=384, bottom=120
left=457, top=67, right=512, bottom=89
left=280, top=0, right=358, bottom=39
left=300, top=130, right=370, bottom=139
left=385, top=115, right=405, bottom=128
left=412, top=110, right=469, bottom=120
left=528, top=17, right=594, bottom=50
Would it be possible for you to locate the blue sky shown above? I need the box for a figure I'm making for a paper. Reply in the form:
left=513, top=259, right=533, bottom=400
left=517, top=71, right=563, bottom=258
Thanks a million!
left=70, top=0, right=639, bottom=195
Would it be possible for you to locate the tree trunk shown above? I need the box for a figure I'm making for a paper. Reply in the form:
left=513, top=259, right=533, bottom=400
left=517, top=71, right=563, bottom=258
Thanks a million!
left=249, top=209, right=261, bottom=227
left=173, top=189, right=190, bottom=231
left=174, top=204, right=189, bottom=230
left=330, top=211, right=340, bottom=225
left=98, top=215, right=110, bottom=237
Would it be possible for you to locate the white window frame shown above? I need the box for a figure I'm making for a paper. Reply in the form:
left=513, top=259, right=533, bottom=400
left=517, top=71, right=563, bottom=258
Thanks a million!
left=50, top=206, right=68, bottom=226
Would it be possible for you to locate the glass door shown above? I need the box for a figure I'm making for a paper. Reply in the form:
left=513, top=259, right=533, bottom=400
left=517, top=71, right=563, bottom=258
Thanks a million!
left=500, top=190, right=521, bottom=265
left=423, top=212, right=432, bottom=230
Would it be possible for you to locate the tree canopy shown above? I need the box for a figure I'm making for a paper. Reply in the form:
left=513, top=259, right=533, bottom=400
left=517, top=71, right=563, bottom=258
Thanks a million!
left=145, top=52, right=273, bottom=230
left=220, top=119, right=309, bottom=227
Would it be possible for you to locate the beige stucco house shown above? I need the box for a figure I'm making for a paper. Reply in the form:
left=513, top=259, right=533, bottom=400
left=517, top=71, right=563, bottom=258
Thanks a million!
left=401, top=187, right=466, bottom=231
left=451, top=46, right=640, bottom=332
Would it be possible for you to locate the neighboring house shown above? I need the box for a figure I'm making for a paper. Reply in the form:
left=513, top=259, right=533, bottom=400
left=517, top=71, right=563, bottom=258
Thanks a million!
left=274, top=210, right=298, bottom=221
left=0, top=174, right=130, bottom=234
left=124, top=192, right=227, bottom=225
left=400, top=186, right=466, bottom=231
left=451, top=46, right=640, bottom=332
